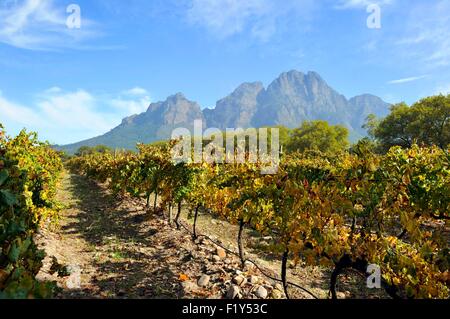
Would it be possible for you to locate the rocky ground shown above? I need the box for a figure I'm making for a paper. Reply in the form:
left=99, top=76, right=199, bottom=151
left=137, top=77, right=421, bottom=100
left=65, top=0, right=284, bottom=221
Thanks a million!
left=35, top=172, right=388, bottom=299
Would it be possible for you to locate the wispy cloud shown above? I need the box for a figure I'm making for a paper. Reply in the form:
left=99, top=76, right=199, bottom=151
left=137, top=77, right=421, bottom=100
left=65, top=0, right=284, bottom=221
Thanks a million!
left=187, top=0, right=267, bottom=38
left=396, top=0, right=450, bottom=68
left=388, top=75, right=428, bottom=84
left=0, top=87, right=151, bottom=144
left=186, top=0, right=316, bottom=41
left=0, top=0, right=99, bottom=50
left=111, top=88, right=151, bottom=115
left=123, top=87, right=149, bottom=96
left=0, top=92, right=42, bottom=127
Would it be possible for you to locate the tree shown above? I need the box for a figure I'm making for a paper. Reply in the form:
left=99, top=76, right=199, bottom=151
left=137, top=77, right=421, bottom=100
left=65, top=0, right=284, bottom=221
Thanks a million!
left=369, top=103, right=418, bottom=151
left=363, top=114, right=381, bottom=139
left=286, top=120, right=349, bottom=153
left=93, top=145, right=112, bottom=154
left=75, top=145, right=111, bottom=157
left=408, top=95, right=449, bottom=149
left=367, top=95, right=450, bottom=152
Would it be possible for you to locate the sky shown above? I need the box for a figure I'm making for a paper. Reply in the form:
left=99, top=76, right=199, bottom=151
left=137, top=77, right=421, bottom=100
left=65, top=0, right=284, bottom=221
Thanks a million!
left=0, top=0, right=449, bottom=145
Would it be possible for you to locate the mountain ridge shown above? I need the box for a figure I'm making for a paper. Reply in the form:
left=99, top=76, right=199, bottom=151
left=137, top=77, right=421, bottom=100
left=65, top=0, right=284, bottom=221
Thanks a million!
left=57, top=70, right=390, bottom=154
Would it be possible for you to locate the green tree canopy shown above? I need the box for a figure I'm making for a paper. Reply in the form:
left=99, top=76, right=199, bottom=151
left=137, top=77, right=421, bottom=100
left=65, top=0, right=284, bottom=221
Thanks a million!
left=75, top=145, right=112, bottom=157
left=286, top=120, right=349, bottom=153
left=367, top=95, right=450, bottom=151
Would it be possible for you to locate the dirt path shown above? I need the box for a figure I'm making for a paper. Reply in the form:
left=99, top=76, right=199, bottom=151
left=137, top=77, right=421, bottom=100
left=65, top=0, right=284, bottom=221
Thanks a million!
left=35, top=172, right=386, bottom=299
left=34, top=172, right=290, bottom=299
left=36, top=172, right=194, bottom=298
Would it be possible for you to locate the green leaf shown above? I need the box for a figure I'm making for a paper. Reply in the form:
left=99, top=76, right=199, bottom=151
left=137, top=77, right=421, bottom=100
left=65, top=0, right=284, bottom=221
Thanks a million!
left=0, top=189, right=17, bottom=207
left=8, top=242, right=21, bottom=263
left=0, top=170, right=8, bottom=186
left=20, top=238, right=32, bottom=255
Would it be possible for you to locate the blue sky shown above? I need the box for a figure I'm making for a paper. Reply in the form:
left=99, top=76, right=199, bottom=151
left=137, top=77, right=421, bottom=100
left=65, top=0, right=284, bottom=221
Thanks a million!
left=0, top=0, right=449, bottom=144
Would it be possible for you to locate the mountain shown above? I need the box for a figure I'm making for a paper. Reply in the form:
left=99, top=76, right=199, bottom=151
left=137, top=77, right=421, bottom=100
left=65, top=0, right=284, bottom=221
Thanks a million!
left=60, top=93, right=204, bottom=154
left=204, top=82, right=264, bottom=129
left=252, top=71, right=350, bottom=129
left=348, top=94, right=391, bottom=136
left=57, top=70, right=390, bottom=154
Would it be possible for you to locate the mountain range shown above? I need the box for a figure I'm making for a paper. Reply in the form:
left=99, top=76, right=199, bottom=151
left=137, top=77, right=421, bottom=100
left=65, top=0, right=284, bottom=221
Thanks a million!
left=57, top=70, right=390, bottom=154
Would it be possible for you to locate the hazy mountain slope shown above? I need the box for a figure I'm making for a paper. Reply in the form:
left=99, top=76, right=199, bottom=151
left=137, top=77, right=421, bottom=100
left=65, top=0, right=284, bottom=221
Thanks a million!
left=59, top=93, right=204, bottom=154
left=348, top=94, right=391, bottom=136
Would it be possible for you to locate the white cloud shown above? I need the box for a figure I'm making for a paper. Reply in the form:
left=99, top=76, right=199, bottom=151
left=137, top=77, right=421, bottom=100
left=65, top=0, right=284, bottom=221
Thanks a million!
left=44, top=86, right=62, bottom=94
left=0, top=87, right=152, bottom=144
left=186, top=0, right=316, bottom=40
left=388, top=75, right=428, bottom=85
left=123, top=87, right=148, bottom=96
left=0, top=93, right=42, bottom=127
left=110, top=96, right=151, bottom=115
left=37, top=90, right=113, bottom=133
left=0, top=0, right=98, bottom=50
left=111, top=87, right=151, bottom=114
left=187, top=0, right=268, bottom=38
left=396, top=0, right=450, bottom=68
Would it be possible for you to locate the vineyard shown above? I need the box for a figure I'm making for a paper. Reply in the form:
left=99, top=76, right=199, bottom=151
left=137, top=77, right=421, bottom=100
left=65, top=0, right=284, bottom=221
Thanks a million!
left=0, top=125, right=63, bottom=298
left=1, top=125, right=449, bottom=299
left=65, top=141, right=449, bottom=299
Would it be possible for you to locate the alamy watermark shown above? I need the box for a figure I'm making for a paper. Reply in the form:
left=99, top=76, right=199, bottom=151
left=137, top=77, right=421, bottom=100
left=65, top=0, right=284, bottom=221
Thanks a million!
left=367, top=264, right=381, bottom=289
left=171, top=120, right=280, bottom=174
left=367, top=4, right=382, bottom=29
left=66, top=4, right=81, bottom=29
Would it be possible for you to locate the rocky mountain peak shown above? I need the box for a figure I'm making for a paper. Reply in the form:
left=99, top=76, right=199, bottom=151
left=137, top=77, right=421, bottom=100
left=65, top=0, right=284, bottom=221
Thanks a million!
left=205, top=81, right=264, bottom=129
left=58, top=70, right=390, bottom=154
